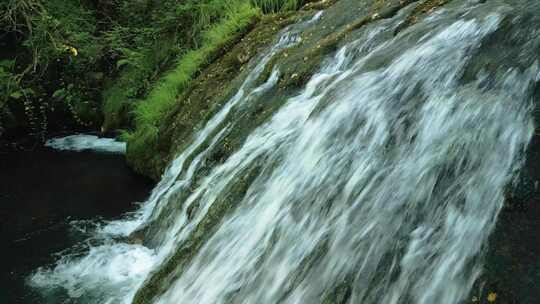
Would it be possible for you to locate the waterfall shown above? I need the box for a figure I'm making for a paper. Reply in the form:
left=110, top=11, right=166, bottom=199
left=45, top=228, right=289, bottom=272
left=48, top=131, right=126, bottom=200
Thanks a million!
left=30, top=2, right=537, bottom=304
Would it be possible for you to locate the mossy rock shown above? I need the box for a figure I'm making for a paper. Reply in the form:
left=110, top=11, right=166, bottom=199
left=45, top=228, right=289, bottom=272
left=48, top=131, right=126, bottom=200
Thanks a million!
left=126, top=12, right=308, bottom=179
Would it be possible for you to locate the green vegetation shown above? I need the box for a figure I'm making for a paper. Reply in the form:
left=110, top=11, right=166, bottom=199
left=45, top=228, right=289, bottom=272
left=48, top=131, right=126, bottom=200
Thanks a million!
left=0, top=60, right=20, bottom=136
left=104, top=0, right=308, bottom=174
left=0, top=0, right=307, bottom=149
left=0, top=0, right=104, bottom=141
left=122, top=2, right=261, bottom=168
left=253, top=0, right=304, bottom=12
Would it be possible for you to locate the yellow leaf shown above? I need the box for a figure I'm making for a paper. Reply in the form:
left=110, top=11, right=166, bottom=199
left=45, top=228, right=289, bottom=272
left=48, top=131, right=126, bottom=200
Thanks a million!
left=487, top=292, right=497, bottom=302
left=69, top=46, right=78, bottom=57
left=62, top=44, right=78, bottom=56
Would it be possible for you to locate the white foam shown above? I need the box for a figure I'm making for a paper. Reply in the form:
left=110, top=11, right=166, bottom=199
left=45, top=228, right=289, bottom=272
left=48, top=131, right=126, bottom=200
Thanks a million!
left=45, top=135, right=126, bottom=154
left=30, top=244, right=156, bottom=303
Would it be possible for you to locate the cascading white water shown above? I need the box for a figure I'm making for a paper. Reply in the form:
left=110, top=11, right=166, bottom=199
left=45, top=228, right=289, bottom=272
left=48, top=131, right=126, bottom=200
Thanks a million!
left=152, top=12, right=536, bottom=304
left=30, top=2, right=538, bottom=304
left=29, top=14, right=317, bottom=304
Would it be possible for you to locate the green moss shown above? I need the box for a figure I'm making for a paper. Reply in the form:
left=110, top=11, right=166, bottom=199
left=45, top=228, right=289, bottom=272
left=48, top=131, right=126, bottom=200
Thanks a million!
left=132, top=11, right=303, bottom=178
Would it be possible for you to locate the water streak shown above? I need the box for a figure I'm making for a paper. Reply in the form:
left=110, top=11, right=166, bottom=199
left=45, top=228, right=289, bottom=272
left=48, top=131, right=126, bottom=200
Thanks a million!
left=45, top=135, right=126, bottom=154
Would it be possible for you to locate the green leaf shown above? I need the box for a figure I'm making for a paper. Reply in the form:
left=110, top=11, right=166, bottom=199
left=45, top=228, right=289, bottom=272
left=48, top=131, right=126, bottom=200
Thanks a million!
left=0, top=60, right=14, bottom=69
left=23, top=88, right=35, bottom=96
left=10, top=91, right=23, bottom=99
left=52, top=88, right=66, bottom=98
left=116, top=59, right=131, bottom=69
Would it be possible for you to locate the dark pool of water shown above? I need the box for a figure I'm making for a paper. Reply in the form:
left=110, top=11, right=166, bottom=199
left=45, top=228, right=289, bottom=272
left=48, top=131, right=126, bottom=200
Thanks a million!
left=484, top=135, right=540, bottom=303
left=0, top=148, right=153, bottom=303
left=481, top=201, right=540, bottom=303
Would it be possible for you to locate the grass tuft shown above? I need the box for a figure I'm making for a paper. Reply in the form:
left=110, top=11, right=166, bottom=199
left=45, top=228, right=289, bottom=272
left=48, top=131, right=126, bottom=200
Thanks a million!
left=125, top=2, right=262, bottom=169
left=252, top=0, right=303, bottom=13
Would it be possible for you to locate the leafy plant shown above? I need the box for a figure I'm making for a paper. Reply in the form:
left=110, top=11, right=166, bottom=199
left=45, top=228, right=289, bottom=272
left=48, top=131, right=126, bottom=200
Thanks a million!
left=0, top=0, right=307, bottom=144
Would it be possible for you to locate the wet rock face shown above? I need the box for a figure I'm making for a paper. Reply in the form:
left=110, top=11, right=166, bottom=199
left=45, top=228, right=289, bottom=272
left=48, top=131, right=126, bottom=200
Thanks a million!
left=507, top=171, right=536, bottom=210
left=483, top=173, right=540, bottom=303
left=136, top=0, right=540, bottom=301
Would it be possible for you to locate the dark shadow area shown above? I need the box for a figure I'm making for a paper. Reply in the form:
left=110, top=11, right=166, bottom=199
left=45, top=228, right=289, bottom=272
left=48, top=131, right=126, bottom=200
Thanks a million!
left=479, top=130, right=540, bottom=303
left=0, top=148, right=153, bottom=303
